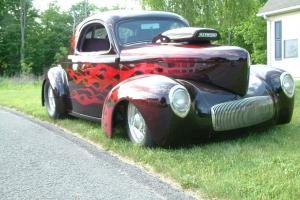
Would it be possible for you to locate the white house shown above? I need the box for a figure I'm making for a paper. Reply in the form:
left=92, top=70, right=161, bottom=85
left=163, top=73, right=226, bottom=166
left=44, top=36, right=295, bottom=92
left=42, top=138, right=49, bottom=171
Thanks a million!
left=258, top=0, right=300, bottom=78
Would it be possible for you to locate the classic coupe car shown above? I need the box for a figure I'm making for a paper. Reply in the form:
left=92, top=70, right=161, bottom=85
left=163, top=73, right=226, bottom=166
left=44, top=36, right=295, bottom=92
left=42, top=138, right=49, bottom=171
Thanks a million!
left=42, top=10, right=295, bottom=146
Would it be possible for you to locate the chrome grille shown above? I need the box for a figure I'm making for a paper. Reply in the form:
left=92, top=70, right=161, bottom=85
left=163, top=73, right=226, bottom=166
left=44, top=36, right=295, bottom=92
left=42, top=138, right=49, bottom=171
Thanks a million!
left=211, top=96, right=274, bottom=131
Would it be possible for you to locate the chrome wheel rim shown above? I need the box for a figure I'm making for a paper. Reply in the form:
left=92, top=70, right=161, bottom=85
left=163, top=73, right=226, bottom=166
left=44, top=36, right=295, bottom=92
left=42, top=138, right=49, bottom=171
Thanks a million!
left=47, top=86, right=55, bottom=116
left=127, top=103, right=146, bottom=144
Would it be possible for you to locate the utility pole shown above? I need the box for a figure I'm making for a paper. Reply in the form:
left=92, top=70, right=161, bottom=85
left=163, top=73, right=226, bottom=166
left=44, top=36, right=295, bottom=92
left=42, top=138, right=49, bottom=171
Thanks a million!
left=20, top=0, right=26, bottom=65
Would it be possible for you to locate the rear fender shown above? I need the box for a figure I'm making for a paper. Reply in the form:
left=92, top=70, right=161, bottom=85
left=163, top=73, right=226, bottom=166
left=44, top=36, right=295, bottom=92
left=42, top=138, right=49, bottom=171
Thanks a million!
left=101, top=74, right=179, bottom=145
left=41, top=65, right=69, bottom=106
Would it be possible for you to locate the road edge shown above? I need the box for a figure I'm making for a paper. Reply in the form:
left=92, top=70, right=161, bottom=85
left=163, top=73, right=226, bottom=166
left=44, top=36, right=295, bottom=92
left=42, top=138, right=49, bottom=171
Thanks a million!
left=0, top=106, right=202, bottom=200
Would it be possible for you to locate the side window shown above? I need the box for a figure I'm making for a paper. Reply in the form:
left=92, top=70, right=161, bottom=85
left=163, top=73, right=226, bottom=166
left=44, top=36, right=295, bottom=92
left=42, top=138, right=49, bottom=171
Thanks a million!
left=77, top=23, right=110, bottom=53
left=118, top=27, right=135, bottom=44
left=94, top=28, right=107, bottom=39
left=85, top=31, right=92, bottom=39
left=169, top=22, right=182, bottom=29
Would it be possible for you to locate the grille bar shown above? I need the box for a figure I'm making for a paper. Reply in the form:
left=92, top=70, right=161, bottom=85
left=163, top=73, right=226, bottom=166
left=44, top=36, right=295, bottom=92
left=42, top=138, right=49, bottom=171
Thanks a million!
left=211, top=96, right=274, bottom=131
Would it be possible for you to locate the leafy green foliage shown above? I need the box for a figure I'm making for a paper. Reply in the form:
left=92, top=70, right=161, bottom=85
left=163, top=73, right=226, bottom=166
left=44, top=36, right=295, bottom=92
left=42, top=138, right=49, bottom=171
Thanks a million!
left=0, top=0, right=71, bottom=75
left=143, top=0, right=268, bottom=64
left=32, top=3, right=73, bottom=74
left=0, top=0, right=107, bottom=76
left=232, top=14, right=267, bottom=64
left=1, top=0, right=268, bottom=74
left=0, top=0, right=27, bottom=75
left=54, top=47, right=69, bottom=63
left=69, top=1, right=98, bottom=29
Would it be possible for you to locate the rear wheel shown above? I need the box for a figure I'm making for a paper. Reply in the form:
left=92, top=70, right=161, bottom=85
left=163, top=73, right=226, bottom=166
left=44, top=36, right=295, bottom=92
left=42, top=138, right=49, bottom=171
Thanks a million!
left=127, top=102, right=155, bottom=147
left=44, top=80, right=66, bottom=119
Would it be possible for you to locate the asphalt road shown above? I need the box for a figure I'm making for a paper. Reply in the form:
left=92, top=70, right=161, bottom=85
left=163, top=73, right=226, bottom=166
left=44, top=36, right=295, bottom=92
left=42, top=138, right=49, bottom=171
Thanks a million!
left=0, top=108, right=196, bottom=200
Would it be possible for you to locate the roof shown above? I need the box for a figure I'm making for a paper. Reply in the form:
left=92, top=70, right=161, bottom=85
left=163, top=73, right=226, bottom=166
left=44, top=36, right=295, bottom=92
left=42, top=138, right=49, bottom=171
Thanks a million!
left=258, top=0, right=300, bottom=16
left=77, top=10, right=189, bottom=29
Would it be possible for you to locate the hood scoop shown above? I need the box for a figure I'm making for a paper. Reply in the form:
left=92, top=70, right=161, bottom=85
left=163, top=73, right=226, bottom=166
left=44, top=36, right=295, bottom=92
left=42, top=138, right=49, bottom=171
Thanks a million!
left=153, top=27, right=221, bottom=44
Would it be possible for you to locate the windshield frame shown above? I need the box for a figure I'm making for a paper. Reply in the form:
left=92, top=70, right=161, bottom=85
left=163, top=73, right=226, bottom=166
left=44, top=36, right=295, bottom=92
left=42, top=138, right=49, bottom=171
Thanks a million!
left=115, top=17, right=188, bottom=48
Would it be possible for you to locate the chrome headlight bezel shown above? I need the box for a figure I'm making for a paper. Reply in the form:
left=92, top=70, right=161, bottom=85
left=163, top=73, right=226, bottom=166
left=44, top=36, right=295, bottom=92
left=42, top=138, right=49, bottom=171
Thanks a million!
left=280, top=72, right=295, bottom=98
left=168, top=85, right=191, bottom=118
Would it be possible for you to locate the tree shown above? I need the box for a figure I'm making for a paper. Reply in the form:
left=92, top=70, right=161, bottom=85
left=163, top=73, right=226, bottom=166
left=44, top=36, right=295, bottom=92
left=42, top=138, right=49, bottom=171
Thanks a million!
left=230, top=0, right=268, bottom=64
left=0, top=0, right=118, bottom=76
left=142, top=0, right=268, bottom=64
left=31, top=2, right=73, bottom=74
left=0, top=0, right=33, bottom=75
left=69, top=0, right=98, bottom=31
left=20, top=0, right=25, bottom=65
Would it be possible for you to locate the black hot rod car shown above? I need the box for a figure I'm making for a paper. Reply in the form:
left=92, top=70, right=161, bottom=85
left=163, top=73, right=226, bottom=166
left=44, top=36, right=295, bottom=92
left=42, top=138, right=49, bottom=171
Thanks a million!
left=42, top=11, right=295, bottom=146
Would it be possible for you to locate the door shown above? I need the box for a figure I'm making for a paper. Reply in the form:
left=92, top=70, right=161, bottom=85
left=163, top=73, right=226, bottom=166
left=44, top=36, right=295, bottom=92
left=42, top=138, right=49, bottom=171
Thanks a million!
left=67, top=22, right=120, bottom=119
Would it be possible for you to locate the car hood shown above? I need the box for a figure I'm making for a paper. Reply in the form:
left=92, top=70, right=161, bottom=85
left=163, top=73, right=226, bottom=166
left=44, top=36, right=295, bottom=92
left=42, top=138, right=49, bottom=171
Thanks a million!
left=120, top=44, right=250, bottom=96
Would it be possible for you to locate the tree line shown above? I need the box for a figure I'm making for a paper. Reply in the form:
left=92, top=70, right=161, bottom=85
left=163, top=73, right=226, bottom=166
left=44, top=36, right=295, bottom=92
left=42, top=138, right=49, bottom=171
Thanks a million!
left=0, top=0, right=267, bottom=76
left=143, top=0, right=268, bottom=64
left=0, top=0, right=110, bottom=76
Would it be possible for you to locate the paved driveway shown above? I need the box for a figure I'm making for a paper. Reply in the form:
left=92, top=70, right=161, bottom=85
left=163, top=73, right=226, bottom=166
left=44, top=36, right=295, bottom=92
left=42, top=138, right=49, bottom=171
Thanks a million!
left=0, top=108, right=195, bottom=200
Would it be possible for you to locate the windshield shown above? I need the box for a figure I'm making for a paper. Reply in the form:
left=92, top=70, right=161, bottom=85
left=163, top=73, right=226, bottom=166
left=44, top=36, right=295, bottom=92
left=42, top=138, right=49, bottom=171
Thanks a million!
left=117, top=18, right=187, bottom=45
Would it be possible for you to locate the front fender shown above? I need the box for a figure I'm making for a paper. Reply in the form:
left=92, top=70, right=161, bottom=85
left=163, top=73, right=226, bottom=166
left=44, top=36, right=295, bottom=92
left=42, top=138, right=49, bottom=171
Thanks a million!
left=101, top=74, right=180, bottom=145
left=250, top=65, right=294, bottom=123
left=42, top=65, right=69, bottom=106
left=250, top=65, right=284, bottom=91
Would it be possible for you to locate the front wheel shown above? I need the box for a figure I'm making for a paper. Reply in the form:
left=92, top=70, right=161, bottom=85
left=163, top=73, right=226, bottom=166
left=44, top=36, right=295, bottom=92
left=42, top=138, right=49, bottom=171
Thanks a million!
left=127, top=102, right=155, bottom=147
left=44, top=80, right=66, bottom=119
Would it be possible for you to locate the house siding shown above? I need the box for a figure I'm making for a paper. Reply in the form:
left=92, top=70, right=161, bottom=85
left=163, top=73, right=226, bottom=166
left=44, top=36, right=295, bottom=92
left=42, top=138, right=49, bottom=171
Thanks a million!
left=266, top=11, right=300, bottom=78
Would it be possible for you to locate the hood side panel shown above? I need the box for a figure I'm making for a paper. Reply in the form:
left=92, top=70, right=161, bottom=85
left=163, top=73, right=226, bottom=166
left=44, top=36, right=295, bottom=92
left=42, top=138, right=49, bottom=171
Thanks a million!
left=120, top=45, right=250, bottom=96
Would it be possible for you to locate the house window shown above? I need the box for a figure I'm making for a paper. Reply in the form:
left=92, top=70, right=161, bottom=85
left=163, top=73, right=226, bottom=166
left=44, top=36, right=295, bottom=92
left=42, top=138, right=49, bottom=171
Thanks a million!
left=275, top=21, right=282, bottom=60
left=284, top=39, right=298, bottom=58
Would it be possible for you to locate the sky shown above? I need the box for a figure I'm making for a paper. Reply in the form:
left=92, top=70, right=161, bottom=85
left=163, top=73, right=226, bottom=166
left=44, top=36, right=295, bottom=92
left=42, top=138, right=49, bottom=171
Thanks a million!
left=33, top=0, right=142, bottom=11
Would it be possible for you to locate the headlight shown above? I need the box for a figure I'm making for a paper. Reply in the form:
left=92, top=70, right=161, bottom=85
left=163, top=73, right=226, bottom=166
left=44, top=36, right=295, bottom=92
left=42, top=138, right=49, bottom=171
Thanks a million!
left=280, top=72, right=295, bottom=98
left=169, top=85, right=191, bottom=118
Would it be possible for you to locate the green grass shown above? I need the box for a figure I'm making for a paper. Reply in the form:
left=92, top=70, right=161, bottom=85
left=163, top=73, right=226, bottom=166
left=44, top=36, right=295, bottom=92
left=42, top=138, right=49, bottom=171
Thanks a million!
left=0, top=77, right=300, bottom=200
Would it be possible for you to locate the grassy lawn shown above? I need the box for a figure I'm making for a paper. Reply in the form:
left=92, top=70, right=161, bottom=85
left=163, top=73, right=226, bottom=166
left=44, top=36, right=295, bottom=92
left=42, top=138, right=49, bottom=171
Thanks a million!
left=0, top=77, right=299, bottom=200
